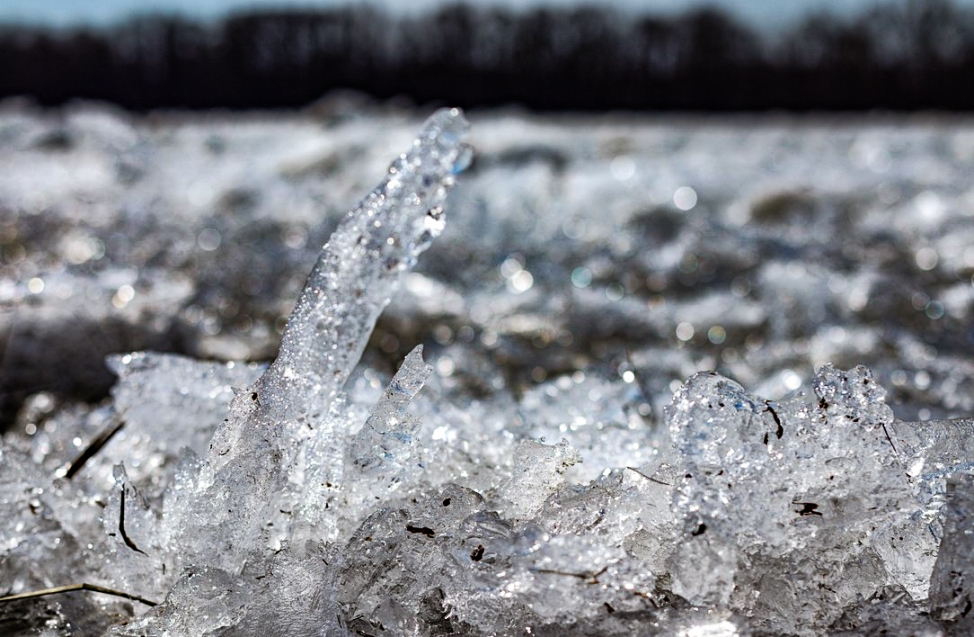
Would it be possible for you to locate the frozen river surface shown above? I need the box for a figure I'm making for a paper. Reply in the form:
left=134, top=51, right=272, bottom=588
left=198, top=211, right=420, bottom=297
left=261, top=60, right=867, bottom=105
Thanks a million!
left=1, top=100, right=974, bottom=635
left=2, top=101, right=974, bottom=425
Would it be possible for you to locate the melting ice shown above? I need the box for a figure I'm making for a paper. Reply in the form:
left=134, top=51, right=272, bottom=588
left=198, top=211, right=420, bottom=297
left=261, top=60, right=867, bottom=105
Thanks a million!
left=1, top=107, right=974, bottom=636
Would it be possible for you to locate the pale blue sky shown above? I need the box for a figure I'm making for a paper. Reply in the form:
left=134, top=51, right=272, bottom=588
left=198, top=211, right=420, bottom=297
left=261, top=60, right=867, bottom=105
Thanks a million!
left=0, top=0, right=963, bottom=30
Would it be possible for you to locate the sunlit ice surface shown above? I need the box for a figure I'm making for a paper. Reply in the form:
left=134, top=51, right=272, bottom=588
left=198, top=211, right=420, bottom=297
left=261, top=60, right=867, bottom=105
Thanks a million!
left=1, top=99, right=974, bottom=634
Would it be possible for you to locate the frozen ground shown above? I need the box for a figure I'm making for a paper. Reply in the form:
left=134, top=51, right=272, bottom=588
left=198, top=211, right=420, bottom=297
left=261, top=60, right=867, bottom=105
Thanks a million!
left=1, top=98, right=974, bottom=635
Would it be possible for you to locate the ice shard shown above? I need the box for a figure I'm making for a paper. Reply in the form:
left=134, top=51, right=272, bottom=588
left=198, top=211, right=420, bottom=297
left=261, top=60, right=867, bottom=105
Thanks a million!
left=345, top=345, right=431, bottom=494
left=263, top=108, right=471, bottom=416
left=150, top=108, right=471, bottom=587
left=929, top=473, right=974, bottom=623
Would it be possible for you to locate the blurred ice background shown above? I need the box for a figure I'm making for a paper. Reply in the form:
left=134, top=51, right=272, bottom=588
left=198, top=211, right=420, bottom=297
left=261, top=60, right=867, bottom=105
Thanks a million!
left=2, top=101, right=972, bottom=434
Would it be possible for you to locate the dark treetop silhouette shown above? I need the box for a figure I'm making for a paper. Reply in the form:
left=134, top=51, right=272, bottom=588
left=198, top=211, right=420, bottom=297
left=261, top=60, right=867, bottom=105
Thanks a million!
left=2, top=0, right=974, bottom=111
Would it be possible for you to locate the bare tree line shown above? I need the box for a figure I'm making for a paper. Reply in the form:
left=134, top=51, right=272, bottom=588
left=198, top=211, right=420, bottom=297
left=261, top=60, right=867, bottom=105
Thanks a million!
left=1, top=0, right=973, bottom=111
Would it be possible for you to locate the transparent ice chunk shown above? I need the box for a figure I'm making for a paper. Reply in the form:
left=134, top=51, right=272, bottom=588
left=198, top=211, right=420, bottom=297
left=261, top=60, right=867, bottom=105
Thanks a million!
left=666, top=364, right=920, bottom=632
left=345, top=345, right=431, bottom=491
left=929, top=473, right=974, bottom=623
left=499, top=439, right=580, bottom=516
left=162, top=108, right=470, bottom=577
left=260, top=108, right=471, bottom=417
left=101, top=353, right=263, bottom=489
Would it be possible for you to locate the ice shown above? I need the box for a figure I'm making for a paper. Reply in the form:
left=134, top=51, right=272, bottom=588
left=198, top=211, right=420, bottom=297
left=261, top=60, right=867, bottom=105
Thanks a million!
left=263, top=108, right=470, bottom=415
left=666, top=364, right=948, bottom=632
left=99, top=353, right=264, bottom=489
left=6, top=105, right=974, bottom=426
left=2, top=104, right=974, bottom=635
left=929, top=473, right=974, bottom=624
left=0, top=107, right=472, bottom=635
left=344, top=345, right=432, bottom=502
left=157, top=107, right=471, bottom=580
left=498, top=439, right=580, bottom=516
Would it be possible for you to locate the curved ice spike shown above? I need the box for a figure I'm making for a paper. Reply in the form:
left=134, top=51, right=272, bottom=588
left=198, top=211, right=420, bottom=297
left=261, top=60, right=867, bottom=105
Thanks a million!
left=257, top=107, right=470, bottom=417
left=173, top=108, right=470, bottom=573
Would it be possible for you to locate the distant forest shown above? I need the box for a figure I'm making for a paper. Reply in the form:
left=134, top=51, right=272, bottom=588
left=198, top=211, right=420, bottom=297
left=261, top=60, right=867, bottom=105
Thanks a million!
left=2, top=0, right=974, bottom=111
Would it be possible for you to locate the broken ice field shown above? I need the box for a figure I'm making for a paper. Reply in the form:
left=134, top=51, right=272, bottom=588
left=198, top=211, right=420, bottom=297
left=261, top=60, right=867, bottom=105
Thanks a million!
left=1, top=106, right=974, bottom=636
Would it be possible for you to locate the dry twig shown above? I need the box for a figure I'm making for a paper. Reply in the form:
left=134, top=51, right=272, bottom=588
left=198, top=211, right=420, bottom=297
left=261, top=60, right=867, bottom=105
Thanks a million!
left=0, top=583, right=158, bottom=607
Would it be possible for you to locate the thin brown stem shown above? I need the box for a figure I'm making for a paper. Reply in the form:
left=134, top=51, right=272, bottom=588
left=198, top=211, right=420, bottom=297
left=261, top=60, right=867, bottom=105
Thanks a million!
left=0, top=583, right=158, bottom=607
left=626, top=466, right=672, bottom=486
left=65, top=419, right=126, bottom=480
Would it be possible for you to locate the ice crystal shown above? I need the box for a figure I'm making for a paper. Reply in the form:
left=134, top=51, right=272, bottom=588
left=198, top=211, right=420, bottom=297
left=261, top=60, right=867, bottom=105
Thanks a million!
left=344, top=345, right=432, bottom=501
left=116, top=107, right=472, bottom=632
left=930, top=474, right=974, bottom=624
